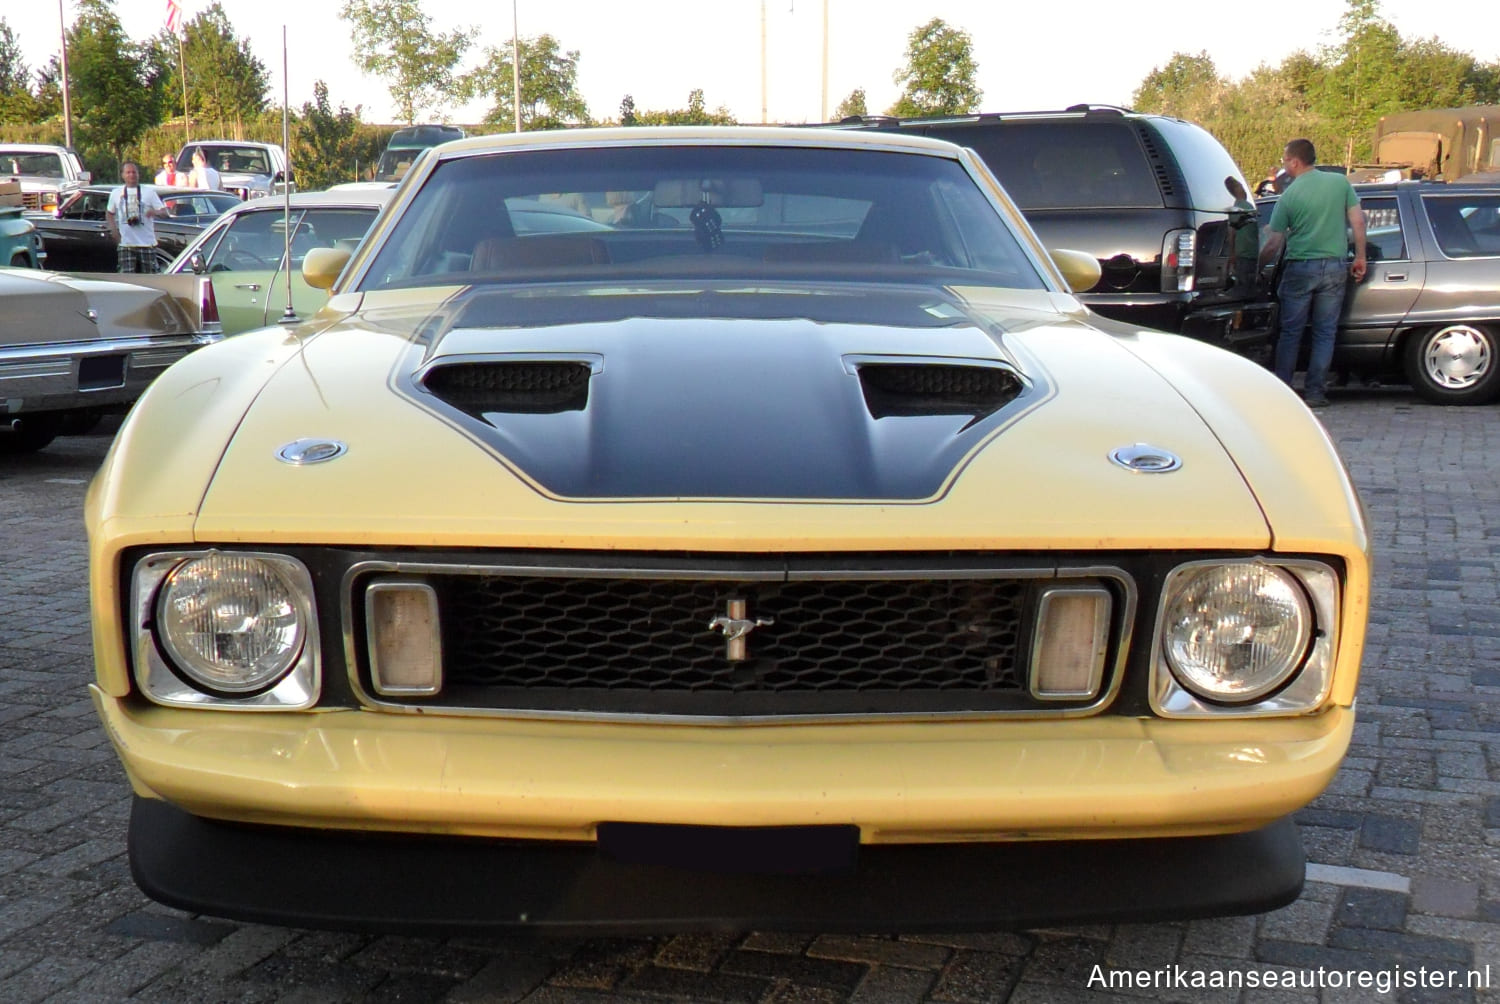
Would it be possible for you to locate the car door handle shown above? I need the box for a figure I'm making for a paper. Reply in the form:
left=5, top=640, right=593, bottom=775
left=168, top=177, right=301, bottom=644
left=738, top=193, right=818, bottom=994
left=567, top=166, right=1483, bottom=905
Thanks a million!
left=1384, top=273, right=1407, bottom=282
left=234, top=283, right=262, bottom=291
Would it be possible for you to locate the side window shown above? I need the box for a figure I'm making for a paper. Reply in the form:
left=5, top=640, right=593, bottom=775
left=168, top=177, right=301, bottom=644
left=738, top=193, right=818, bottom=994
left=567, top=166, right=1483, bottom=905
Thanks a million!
left=290, top=209, right=377, bottom=261
left=205, top=211, right=294, bottom=272
left=1423, top=194, right=1500, bottom=259
left=1359, top=198, right=1406, bottom=261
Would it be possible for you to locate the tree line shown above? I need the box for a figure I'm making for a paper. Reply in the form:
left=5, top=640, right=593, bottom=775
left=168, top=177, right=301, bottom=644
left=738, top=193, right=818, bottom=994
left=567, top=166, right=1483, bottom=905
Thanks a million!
left=1, top=0, right=1494, bottom=188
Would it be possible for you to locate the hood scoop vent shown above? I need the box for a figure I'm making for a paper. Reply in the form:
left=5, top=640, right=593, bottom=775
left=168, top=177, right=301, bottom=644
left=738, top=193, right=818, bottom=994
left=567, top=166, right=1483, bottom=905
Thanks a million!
left=422, top=360, right=593, bottom=416
left=858, top=363, right=1023, bottom=419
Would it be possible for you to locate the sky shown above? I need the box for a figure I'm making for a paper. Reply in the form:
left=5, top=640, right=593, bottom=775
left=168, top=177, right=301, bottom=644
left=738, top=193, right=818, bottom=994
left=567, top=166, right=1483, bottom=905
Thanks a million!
left=5, top=1, right=1499, bottom=128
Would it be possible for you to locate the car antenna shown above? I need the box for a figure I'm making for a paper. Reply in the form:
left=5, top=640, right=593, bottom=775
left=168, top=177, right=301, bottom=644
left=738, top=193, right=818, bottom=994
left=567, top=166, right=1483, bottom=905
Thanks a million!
left=277, top=25, right=299, bottom=326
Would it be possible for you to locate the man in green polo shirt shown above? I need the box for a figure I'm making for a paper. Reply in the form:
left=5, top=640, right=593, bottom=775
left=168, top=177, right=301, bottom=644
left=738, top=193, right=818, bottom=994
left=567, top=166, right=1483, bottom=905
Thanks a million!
left=1260, top=138, right=1367, bottom=408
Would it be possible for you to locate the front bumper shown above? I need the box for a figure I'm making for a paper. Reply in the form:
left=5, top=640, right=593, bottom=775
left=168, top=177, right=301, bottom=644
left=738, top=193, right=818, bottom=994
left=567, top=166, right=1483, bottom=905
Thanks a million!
left=0, top=332, right=218, bottom=414
left=130, top=796, right=1305, bottom=934
left=94, top=687, right=1353, bottom=841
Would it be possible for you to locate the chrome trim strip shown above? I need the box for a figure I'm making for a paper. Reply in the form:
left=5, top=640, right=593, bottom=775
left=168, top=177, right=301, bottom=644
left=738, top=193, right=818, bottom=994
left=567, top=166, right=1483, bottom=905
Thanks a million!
left=0, top=333, right=207, bottom=361
left=1148, top=558, right=1340, bottom=719
left=339, top=558, right=1137, bottom=725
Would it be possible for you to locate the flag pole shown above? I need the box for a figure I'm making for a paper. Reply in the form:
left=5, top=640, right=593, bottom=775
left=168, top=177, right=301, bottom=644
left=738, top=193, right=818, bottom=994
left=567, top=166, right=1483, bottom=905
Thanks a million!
left=58, top=0, right=73, bottom=149
left=178, top=31, right=188, bottom=143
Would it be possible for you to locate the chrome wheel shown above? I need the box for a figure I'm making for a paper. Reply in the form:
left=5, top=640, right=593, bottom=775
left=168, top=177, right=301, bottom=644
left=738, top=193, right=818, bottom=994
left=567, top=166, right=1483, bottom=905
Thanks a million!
left=1423, top=325, right=1491, bottom=389
left=1406, top=324, right=1500, bottom=405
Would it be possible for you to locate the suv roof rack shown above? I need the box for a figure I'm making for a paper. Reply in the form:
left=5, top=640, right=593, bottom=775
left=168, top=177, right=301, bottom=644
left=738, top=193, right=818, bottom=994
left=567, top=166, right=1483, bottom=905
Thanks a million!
left=837, top=106, right=1138, bottom=128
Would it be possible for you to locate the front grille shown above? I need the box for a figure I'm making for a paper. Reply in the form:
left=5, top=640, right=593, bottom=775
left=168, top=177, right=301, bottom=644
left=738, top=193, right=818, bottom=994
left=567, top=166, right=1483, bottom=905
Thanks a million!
left=355, top=569, right=1123, bottom=718
left=21, top=192, right=41, bottom=210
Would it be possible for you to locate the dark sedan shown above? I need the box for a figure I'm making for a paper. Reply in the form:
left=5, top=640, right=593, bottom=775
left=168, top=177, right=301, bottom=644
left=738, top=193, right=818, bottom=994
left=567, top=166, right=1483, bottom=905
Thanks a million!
left=31, top=186, right=240, bottom=272
left=1259, top=181, right=1500, bottom=404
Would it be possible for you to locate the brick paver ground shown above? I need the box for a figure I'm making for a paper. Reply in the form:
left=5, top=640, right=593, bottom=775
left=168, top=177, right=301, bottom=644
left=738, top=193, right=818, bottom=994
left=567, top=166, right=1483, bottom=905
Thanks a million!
left=2, top=386, right=1497, bottom=1002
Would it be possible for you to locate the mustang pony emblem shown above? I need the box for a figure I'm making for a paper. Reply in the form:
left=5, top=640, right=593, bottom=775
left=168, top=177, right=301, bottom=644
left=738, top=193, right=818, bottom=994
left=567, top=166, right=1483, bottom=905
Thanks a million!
left=707, top=598, right=773, bottom=662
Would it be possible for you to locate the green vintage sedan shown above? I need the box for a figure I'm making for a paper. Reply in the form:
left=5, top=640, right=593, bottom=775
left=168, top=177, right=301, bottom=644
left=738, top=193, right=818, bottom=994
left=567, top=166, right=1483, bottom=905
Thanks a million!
left=164, top=189, right=394, bottom=334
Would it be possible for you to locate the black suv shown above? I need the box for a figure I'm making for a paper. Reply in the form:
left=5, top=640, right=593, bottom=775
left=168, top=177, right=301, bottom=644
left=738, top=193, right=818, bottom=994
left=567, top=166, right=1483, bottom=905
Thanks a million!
left=838, top=106, right=1276, bottom=349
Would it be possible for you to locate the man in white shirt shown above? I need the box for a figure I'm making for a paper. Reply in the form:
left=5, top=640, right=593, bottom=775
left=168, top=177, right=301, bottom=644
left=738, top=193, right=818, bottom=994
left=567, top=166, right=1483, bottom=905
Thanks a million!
left=189, top=148, right=222, bottom=191
left=106, top=161, right=167, bottom=273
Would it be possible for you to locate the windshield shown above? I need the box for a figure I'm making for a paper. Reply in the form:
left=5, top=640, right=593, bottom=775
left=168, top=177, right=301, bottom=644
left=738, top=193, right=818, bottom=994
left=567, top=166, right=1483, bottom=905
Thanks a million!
left=1, top=151, right=65, bottom=178
left=177, top=145, right=274, bottom=176
left=358, top=145, right=1047, bottom=292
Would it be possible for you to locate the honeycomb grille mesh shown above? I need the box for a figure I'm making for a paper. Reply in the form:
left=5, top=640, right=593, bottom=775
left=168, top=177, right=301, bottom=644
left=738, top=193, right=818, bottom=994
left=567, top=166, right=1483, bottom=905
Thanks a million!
left=409, top=575, right=1036, bottom=714
left=423, top=361, right=591, bottom=414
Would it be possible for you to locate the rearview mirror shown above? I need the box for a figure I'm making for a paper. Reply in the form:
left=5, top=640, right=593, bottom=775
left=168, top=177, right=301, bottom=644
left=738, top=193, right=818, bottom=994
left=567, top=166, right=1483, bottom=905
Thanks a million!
left=302, top=246, right=351, bottom=290
left=652, top=177, right=763, bottom=208
left=1047, top=248, right=1102, bottom=293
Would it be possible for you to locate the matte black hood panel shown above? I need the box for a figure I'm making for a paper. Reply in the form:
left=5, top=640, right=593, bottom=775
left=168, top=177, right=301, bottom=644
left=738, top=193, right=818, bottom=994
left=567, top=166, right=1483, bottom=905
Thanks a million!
left=398, top=287, right=1044, bottom=501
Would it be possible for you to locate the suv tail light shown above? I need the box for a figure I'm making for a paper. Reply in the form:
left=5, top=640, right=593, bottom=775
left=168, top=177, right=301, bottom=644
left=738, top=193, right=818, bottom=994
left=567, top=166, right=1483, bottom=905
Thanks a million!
left=1162, top=229, right=1196, bottom=292
left=198, top=276, right=222, bottom=335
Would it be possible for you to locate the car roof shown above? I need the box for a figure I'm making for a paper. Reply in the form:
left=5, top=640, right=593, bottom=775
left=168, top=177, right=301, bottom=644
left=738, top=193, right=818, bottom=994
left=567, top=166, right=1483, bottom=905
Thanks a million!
left=434, top=125, right=969, bottom=160
left=215, top=189, right=395, bottom=214
left=832, top=105, right=1164, bottom=128
left=0, top=143, right=76, bottom=153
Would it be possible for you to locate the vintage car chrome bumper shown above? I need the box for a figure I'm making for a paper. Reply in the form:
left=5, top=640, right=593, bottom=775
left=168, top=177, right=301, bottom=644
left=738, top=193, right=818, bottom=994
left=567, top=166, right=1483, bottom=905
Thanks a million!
left=128, top=796, right=1304, bottom=933
left=0, top=332, right=220, bottom=415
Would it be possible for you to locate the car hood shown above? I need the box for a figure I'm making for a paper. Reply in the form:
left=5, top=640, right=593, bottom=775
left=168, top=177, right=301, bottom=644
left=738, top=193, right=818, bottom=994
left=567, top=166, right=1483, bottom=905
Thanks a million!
left=192, top=282, right=1272, bottom=549
left=0, top=267, right=195, bottom=347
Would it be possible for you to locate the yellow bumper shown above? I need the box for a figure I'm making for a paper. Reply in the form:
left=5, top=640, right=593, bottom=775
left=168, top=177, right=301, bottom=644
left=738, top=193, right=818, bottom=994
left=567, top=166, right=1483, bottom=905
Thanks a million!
left=94, top=687, right=1353, bottom=843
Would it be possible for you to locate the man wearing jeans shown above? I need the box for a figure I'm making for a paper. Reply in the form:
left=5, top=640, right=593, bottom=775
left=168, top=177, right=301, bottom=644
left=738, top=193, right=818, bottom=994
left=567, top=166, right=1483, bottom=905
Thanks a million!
left=1261, top=138, right=1367, bottom=408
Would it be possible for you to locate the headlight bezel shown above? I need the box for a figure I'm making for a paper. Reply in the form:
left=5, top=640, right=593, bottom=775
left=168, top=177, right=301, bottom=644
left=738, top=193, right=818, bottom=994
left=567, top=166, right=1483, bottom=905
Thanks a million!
left=1150, top=558, right=1341, bottom=718
left=130, top=549, right=321, bottom=710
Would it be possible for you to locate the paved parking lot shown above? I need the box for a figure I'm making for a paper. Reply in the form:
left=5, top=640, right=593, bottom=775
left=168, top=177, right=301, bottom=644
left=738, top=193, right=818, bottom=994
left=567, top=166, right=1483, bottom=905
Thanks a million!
left=3, top=387, right=1499, bottom=1003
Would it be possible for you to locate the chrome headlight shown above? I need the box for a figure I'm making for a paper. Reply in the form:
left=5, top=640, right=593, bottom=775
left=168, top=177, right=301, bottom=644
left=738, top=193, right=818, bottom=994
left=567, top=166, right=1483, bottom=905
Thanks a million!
left=132, top=550, right=320, bottom=708
left=1153, top=559, right=1338, bottom=716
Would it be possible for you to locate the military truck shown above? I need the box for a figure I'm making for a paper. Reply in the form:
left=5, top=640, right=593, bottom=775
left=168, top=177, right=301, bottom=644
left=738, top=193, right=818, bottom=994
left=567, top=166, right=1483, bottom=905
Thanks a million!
left=1366, top=106, right=1500, bottom=182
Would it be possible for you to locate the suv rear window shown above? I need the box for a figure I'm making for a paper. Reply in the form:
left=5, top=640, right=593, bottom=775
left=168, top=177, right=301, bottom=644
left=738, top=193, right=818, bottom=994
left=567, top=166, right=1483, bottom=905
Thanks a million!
left=914, top=121, right=1162, bottom=211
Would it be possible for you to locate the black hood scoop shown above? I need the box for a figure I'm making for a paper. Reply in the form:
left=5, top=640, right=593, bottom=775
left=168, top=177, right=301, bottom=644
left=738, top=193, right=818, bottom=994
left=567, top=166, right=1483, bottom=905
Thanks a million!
left=422, top=359, right=594, bottom=416
left=397, top=286, right=1049, bottom=501
left=857, top=362, right=1023, bottom=420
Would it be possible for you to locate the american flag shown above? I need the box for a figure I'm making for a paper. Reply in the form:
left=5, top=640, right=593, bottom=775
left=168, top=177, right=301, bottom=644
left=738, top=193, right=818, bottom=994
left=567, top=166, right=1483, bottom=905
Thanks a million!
left=165, top=0, right=185, bottom=38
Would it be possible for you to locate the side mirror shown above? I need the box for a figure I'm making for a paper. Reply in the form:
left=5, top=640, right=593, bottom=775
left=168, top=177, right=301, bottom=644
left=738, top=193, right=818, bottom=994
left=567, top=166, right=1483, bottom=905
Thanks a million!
left=302, top=246, right=351, bottom=290
left=78, top=170, right=92, bottom=184
left=189, top=252, right=207, bottom=275
left=1047, top=248, right=1102, bottom=293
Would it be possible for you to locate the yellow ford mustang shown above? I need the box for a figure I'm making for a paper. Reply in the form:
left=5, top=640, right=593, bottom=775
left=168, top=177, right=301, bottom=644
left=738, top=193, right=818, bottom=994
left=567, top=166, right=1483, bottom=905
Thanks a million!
left=87, top=127, right=1368, bottom=933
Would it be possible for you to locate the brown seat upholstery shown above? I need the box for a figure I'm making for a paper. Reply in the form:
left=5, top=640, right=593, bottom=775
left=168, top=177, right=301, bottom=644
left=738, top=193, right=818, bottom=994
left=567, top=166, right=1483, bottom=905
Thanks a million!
left=470, top=235, right=610, bottom=271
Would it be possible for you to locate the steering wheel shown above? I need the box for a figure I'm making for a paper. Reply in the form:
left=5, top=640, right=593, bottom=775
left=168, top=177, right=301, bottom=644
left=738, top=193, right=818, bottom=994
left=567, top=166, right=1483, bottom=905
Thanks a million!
left=222, top=250, right=266, bottom=270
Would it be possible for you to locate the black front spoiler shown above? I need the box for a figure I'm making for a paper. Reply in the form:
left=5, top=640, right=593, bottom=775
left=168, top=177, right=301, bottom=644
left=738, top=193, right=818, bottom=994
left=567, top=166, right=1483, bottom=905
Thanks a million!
left=129, top=798, right=1305, bottom=935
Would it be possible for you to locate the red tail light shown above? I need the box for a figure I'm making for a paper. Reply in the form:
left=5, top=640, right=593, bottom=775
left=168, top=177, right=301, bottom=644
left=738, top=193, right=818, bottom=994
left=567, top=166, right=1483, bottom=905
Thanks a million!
left=198, top=276, right=222, bottom=334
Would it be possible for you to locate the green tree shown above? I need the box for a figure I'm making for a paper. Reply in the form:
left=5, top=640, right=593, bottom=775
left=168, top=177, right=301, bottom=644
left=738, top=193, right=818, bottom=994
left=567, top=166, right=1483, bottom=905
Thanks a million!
left=66, top=0, right=159, bottom=162
left=461, top=34, right=588, bottom=130
left=833, top=87, right=866, bottom=121
left=145, top=3, right=270, bottom=137
left=619, top=94, right=637, bottom=126
left=0, top=19, right=29, bottom=94
left=0, top=19, right=43, bottom=123
left=295, top=80, right=362, bottom=189
left=889, top=18, right=980, bottom=117
left=632, top=89, right=736, bottom=126
left=1132, top=51, right=1221, bottom=114
left=339, top=0, right=474, bottom=124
